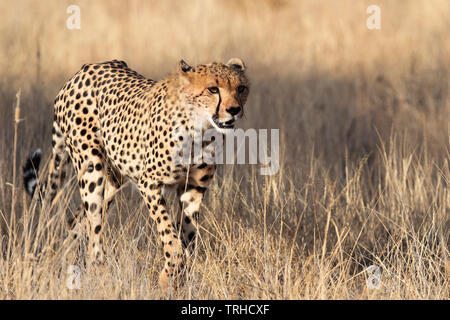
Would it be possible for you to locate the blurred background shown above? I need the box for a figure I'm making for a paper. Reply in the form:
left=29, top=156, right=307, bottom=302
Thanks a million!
left=1, top=0, right=448, bottom=170
left=0, top=0, right=448, bottom=299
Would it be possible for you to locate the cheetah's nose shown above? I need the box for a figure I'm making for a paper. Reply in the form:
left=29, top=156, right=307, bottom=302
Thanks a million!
left=226, top=106, right=242, bottom=116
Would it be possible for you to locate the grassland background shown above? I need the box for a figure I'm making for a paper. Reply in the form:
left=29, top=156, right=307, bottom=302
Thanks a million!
left=0, top=0, right=448, bottom=299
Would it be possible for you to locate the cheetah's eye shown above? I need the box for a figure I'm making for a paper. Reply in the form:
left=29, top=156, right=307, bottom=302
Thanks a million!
left=207, top=86, right=219, bottom=94
left=237, top=85, right=247, bottom=94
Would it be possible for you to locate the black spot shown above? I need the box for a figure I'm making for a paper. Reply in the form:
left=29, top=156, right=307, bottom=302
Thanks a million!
left=89, top=182, right=96, bottom=193
left=94, top=225, right=101, bottom=234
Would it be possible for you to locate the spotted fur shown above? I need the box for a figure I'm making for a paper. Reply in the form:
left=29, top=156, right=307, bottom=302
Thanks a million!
left=24, top=58, right=249, bottom=289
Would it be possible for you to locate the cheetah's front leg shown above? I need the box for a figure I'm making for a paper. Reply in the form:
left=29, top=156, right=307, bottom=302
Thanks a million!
left=177, top=163, right=216, bottom=253
left=138, top=179, right=185, bottom=290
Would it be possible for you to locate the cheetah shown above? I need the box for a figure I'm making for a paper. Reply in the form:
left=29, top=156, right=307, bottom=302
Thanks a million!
left=24, top=58, right=249, bottom=289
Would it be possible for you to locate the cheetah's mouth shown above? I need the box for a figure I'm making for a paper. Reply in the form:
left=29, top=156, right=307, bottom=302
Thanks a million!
left=211, top=114, right=235, bottom=130
left=217, top=119, right=235, bottom=129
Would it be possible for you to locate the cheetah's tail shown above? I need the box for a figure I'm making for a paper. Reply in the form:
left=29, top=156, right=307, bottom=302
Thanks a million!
left=23, top=148, right=43, bottom=196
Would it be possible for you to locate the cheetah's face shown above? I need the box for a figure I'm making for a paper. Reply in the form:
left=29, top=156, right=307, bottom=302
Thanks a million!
left=178, top=58, right=249, bottom=131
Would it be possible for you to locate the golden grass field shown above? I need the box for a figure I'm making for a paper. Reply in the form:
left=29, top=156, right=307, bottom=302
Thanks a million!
left=0, top=0, right=448, bottom=299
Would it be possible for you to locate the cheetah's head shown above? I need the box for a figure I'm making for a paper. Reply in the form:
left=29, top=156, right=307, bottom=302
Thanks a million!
left=177, top=58, right=249, bottom=132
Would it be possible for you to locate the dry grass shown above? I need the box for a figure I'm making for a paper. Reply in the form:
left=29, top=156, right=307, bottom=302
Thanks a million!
left=0, top=0, right=448, bottom=299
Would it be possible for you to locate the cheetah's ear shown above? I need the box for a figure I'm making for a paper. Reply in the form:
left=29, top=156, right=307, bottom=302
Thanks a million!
left=226, top=58, right=246, bottom=71
left=178, top=59, right=193, bottom=74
